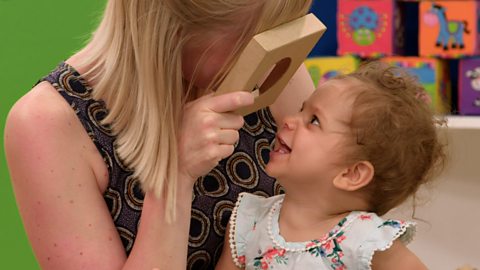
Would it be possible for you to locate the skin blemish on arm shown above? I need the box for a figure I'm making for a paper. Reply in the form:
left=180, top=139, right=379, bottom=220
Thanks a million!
left=69, top=200, right=74, bottom=204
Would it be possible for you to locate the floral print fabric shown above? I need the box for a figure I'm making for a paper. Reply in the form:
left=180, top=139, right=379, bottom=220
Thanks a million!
left=229, top=193, right=416, bottom=270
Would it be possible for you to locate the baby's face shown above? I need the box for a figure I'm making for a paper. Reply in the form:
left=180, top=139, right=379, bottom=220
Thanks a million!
left=266, top=79, right=358, bottom=185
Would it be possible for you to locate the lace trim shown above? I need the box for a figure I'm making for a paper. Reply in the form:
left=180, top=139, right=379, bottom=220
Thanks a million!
left=267, top=199, right=360, bottom=252
left=228, top=192, right=246, bottom=268
left=364, top=221, right=417, bottom=269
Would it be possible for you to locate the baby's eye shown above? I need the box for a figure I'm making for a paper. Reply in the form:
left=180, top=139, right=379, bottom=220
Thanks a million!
left=310, top=115, right=320, bottom=126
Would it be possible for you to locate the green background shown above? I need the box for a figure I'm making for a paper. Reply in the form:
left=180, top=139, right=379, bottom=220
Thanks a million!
left=0, top=0, right=105, bottom=268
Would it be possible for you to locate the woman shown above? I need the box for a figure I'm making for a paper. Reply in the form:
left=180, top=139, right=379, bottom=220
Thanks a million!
left=4, top=0, right=315, bottom=269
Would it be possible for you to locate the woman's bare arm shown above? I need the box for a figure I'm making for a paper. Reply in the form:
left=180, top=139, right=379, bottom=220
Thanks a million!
left=5, top=83, right=129, bottom=269
left=5, top=82, right=253, bottom=269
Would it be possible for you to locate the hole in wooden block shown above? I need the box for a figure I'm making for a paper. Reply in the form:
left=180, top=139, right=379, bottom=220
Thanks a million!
left=257, top=57, right=292, bottom=95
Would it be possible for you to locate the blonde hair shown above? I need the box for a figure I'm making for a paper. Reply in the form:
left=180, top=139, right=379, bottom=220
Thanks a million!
left=79, top=0, right=312, bottom=220
left=336, top=61, right=447, bottom=216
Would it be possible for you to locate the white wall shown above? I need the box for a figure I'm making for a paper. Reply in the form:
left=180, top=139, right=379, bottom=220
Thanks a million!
left=387, top=128, right=480, bottom=270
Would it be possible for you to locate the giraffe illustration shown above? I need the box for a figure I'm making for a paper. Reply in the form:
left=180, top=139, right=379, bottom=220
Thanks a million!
left=425, top=3, right=470, bottom=50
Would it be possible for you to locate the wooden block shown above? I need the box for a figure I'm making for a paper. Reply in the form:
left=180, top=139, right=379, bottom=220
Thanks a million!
left=214, top=13, right=326, bottom=116
left=382, top=56, right=451, bottom=114
left=420, top=1, right=480, bottom=58
left=337, top=0, right=401, bottom=58
left=459, top=57, right=480, bottom=115
left=304, top=55, right=359, bottom=87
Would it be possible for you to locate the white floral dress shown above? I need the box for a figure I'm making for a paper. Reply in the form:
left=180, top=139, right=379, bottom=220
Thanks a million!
left=228, top=193, right=416, bottom=270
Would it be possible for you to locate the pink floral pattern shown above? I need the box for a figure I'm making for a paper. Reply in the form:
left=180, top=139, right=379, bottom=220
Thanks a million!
left=253, top=248, right=288, bottom=269
left=306, top=231, right=347, bottom=269
left=360, top=214, right=372, bottom=220
left=231, top=194, right=416, bottom=269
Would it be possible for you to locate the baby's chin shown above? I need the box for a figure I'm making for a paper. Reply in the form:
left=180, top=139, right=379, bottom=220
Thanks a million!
left=264, top=164, right=280, bottom=179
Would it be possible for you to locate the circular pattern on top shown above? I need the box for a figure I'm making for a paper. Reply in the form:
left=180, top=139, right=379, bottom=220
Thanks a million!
left=226, top=152, right=259, bottom=189
left=187, top=250, right=211, bottom=270
left=124, top=176, right=144, bottom=210
left=195, top=168, right=229, bottom=198
left=189, top=209, right=211, bottom=248
left=213, top=200, right=235, bottom=236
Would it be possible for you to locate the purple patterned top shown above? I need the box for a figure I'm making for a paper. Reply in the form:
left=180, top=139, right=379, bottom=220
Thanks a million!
left=38, top=62, right=282, bottom=270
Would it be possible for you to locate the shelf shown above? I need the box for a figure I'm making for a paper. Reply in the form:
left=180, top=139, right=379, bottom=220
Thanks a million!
left=445, top=116, right=480, bottom=130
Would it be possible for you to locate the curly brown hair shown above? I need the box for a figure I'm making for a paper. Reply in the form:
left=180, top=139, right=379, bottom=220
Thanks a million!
left=334, top=61, right=447, bottom=216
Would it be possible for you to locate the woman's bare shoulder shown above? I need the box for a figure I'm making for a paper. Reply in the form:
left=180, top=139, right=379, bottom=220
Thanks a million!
left=4, top=80, right=100, bottom=184
left=6, top=81, right=79, bottom=136
left=5, top=80, right=108, bottom=190
left=4, top=82, right=125, bottom=269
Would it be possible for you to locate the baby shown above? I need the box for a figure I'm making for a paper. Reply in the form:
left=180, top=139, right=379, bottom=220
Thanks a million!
left=215, top=61, right=446, bottom=269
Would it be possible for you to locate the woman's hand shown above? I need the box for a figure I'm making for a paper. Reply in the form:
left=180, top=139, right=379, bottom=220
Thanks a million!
left=178, top=91, right=254, bottom=182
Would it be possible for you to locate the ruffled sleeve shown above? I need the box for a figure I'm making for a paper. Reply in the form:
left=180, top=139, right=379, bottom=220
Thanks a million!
left=356, top=216, right=416, bottom=270
left=228, top=192, right=281, bottom=268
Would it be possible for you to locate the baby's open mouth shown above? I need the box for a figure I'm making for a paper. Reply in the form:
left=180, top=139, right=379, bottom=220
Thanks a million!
left=274, top=136, right=291, bottom=154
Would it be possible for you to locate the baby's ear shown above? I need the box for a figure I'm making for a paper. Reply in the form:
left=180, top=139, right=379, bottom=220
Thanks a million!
left=333, top=161, right=374, bottom=191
